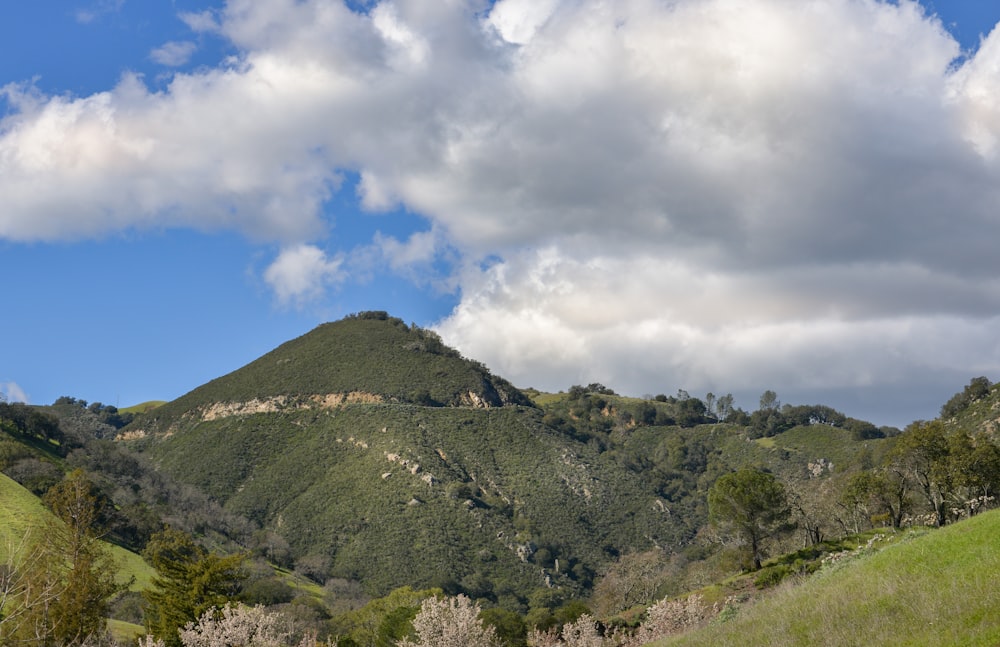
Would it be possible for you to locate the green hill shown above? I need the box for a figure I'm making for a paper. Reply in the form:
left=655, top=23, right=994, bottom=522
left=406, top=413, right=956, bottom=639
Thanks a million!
left=123, top=315, right=678, bottom=600
left=120, top=313, right=904, bottom=605
left=657, top=509, right=1000, bottom=646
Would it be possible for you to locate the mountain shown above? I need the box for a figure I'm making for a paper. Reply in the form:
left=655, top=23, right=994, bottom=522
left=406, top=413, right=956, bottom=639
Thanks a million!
left=121, top=313, right=680, bottom=600
left=130, top=311, right=531, bottom=438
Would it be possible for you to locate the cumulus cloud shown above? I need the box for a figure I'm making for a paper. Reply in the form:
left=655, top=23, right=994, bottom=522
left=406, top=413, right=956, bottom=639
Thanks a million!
left=264, top=244, right=345, bottom=307
left=3, top=0, right=1000, bottom=423
left=150, top=41, right=198, bottom=67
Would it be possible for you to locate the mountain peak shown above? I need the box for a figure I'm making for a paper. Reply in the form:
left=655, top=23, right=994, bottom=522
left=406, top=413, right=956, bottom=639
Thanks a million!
left=130, top=312, right=532, bottom=436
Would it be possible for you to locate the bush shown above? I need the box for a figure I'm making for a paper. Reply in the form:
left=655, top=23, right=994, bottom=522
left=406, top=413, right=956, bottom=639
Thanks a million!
left=753, top=564, right=794, bottom=589
left=242, top=577, right=296, bottom=606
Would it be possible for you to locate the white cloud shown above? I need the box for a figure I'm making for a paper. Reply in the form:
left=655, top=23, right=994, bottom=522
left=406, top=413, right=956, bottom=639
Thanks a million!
left=0, top=381, right=29, bottom=403
left=3, top=0, right=1000, bottom=423
left=264, top=244, right=344, bottom=307
left=150, top=41, right=198, bottom=67
left=180, top=10, right=221, bottom=33
left=75, top=0, right=125, bottom=24
left=485, top=0, right=560, bottom=45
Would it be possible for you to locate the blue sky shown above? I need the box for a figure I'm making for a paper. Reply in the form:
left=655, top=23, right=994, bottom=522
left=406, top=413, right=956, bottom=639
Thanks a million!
left=3, top=0, right=1000, bottom=428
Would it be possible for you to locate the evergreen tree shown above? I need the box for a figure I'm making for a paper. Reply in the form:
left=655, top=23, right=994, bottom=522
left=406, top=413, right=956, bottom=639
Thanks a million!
left=143, top=528, right=247, bottom=647
left=708, top=468, right=789, bottom=570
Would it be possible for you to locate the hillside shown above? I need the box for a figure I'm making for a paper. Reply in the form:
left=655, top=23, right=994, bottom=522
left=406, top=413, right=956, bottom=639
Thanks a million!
left=116, top=312, right=910, bottom=607
left=657, top=508, right=1000, bottom=646
left=122, top=314, right=678, bottom=600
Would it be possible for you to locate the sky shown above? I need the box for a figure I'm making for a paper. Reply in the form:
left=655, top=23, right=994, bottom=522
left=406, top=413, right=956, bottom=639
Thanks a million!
left=3, top=0, right=1000, bottom=429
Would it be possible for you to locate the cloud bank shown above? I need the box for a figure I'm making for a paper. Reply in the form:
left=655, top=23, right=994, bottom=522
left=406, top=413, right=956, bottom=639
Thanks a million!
left=4, top=0, right=1000, bottom=423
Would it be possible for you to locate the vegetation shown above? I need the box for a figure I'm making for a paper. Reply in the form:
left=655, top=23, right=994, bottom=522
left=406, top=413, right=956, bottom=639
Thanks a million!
left=656, top=510, right=1000, bottom=646
left=133, top=313, right=532, bottom=438
left=142, top=528, right=247, bottom=647
left=708, top=469, right=790, bottom=570
left=4, top=315, right=1000, bottom=645
left=0, top=470, right=130, bottom=645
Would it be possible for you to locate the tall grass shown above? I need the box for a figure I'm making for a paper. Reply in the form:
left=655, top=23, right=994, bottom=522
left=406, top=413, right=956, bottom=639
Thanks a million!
left=656, top=511, right=1000, bottom=646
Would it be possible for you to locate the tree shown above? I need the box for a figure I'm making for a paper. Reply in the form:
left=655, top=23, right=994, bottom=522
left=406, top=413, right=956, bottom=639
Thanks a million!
left=178, top=603, right=290, bottom=647
left=328, top=586, right=439, bottom=647
left=704, top=393, right=717, bottom=420
left=715, top=394, right=734, bottom=422
left=940, top=376, right=992, bottom=419
left=838, top=470, right=908, bottom=532
left=6, top=470, right=128, bottom=646
left=708, top=469, right=790, bottom=570
left=758, top=390, right=779, bottom=412
left=42, top=470, right=128, bottom=646
left=0, top=530, right=63, bottom=644
left=889, top=421, right=954, bottom=526
left=143, top=528, right=247, bottom=647
left=396, top=595, right=500, bottom=647
left=590, top=550, right=665, bottom=616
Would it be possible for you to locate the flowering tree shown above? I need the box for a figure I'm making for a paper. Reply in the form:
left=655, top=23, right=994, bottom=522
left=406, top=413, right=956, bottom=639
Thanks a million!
left=139, top=604, right=317, bottom=647
left=396, top=595, right=500, bottom=647
left=527, top=614, right=604, bottom=647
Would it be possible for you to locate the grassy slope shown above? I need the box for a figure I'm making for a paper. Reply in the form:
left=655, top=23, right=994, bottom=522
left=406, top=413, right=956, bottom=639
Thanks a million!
left=120, top=401, right=167, bottom=414
left=656, top=510, right=1000, bottom=646
left=0, top=471, right=49, bottom=551
left=0, top=473, right=154, bottom=591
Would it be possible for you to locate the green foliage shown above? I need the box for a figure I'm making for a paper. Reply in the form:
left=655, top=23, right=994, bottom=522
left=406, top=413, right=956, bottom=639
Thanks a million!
left=142, top=528, right=247, bottom=647
left=940, top=376, right=992, bottom=419
left=479, top=607, right=527, bottom=647
left=328, top=585, right=439, bottom=647
left=138, top=401, right=676, bottom=603
left=708, top=469, right=790, bottom=571
left=0, top=402, right=67, bottom=453
left=886, top=420, right=1000, bottom=526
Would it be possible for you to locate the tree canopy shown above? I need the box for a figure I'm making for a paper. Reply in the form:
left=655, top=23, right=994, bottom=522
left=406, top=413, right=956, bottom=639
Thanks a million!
left=708, top=468, right=789, bottom=570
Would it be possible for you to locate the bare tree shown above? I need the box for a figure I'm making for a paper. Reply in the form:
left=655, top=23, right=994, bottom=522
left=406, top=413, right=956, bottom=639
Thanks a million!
left=0, top=529, right=64, bottom=644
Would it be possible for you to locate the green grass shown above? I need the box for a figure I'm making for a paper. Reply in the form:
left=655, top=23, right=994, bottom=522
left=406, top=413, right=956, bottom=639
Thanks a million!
left=0, top=473, right=155, bottom=591
left=120, top=401, right=167, bottom=414
left=0, top=472, right=51, bottom=554
left=108, top=619, right=145, bottom=642
left=655, top=510, right=1000, bottom=646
